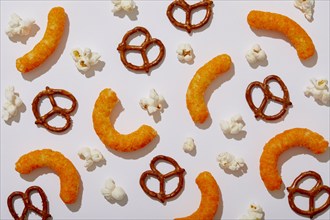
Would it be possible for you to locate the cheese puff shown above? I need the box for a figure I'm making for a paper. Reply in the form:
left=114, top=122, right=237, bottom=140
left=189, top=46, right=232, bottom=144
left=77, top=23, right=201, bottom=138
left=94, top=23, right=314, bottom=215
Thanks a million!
left=175, top=171, right=220, bottom=220
left=92, top=88, right=157, bottom=152
left=186, top=54, right=232, bottom=124
left=260, top=128, right=329, bottom=191
left=16, top=7, right=67, bottom=73
left=247, top=10, right=315, bottom=60
left=15, top=149, right=80, bottom=204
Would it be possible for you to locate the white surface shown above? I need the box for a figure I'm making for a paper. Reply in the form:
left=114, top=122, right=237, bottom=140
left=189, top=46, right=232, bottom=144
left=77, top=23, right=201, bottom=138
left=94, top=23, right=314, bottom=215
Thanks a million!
left=1, top=1, right=329, bottom=219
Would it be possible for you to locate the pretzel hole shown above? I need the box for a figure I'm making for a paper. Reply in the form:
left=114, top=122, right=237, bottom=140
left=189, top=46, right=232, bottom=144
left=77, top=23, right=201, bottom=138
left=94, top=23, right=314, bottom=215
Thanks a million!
left=296, top=177, right=318, bottom=191
left=155, top=161, right=176, bottom=174
left=29, top=191, right=44, bottom=216
left=126, top=32, right=146, bottom=46
left=267, top=81, right=284, bottom=98
left=39, top=97, right=53, bottom=116
left=146, top=43, right=162, bottom=63
left=45, top=113, right=68, bottom=128
left=291, top=193, right=310, bottom=211
left=10, top=196, right=25, bottom=217
left=53, top=95, right=75, bottom=110
left=191, top=5, right=208, bottom=25
left=145, top=175, right=160, bottom=193
left=250, top=87, right=264, bottom=108
left=171, top=6, right=186, bottom=24
left=126, top=51, right=144, bottom=66
left=315, top=190, right=330, bottom=208
left=165, top=176, right=181, bottom=195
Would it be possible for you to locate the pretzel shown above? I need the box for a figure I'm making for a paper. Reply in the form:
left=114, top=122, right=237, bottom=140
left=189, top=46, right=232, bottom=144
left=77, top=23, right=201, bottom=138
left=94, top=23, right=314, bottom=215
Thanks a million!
left=16, top=7, right=66, bottom=73
left=175, top=171, right=220, bottom=220
left=139, top=155, right=185, bottom=203
left=7, top=186, right=51, bottom=220
left=166, top=0, right=213, bottom=33
left=32, top=86, right=77, bottom=132
left=117, top=26, right=165, bottom=73
left=245, top=75, right=292, bottom=121
left=247, top=10, right=315, bottom=60
left=15, top=149, right=81, bottom=204
left=259, top=128, right=329, bottom=191
left=287, top=171, right=330, bottom=219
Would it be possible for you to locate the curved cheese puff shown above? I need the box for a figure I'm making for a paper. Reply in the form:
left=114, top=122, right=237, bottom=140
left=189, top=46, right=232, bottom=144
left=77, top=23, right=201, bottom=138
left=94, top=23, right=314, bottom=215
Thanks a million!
left=92, top=88, right=157, bottom=152
left=16, top=7, right=67, bottom=73
left=260, top=128, right=329, bottom=191
left=175, top=171, right=220, bottom=220
left=247, top=10, right=315, bottom=60
left=15, top=149, right=80, bottom=204
left=186, top=54, right=232, bottom=124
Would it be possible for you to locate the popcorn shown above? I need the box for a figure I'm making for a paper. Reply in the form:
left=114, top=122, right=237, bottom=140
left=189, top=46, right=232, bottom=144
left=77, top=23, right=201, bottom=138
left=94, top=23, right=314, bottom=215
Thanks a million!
left=245, top=44, right=267, bottom=65
left=71, top=48, right=101, bottom=72
left=304, top=78, right=330, bottom=105
left=2, top=86, right=23, bottom=122
left=216, top=152, right=245, bottom=171
left=101, top=178, right=127, bottom=202
left=112, top=0, right=136, bottom=13
left=176, top=43, right=194, bottom=62
left=219, top=114, right=245, bottom=135
left=239, top=203, right=264, bottom=220
left=294, top=0, right=315, bottom=21
left=183, top=137, right=196, bottom=153
left=139, top=89, right=166, bottom=114
left=78, top=147, right=104, bottom=169
left=5, top=13, right=35, bottom=38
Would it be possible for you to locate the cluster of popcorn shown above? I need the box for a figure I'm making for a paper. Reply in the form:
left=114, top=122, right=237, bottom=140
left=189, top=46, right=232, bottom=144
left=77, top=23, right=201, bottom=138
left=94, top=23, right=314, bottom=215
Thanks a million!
left=78, top=147, right=104, bottom=169
left=182, top=137, right=196, bottom=153
left=112, top=0, right=136, bottom=13
left=139, top=89, right=166, bottom=114
left=304, top=78, right=330, bottom=105
left=2, top=86, right=24, bottom=122
left=71, top=48, right=101, bottom=72
left=245, top=44, right=267, bottom=65
left=239, top=203, right=265, bottom=220
left=5, top=13, right=35, bottom=38
left=294, top=0, right=315, bottom=21
left=219, top=114, right=245, bottom=135
left=101, top=178, right=127, bottom=202
left=217, top=152, right=245, bottom=171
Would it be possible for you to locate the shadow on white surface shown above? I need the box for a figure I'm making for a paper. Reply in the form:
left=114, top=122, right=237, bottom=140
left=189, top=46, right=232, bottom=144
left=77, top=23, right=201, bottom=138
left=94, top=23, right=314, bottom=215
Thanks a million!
left=21, top=14, right=70, bottom=81
left=8, top=23, right=40, bottom=44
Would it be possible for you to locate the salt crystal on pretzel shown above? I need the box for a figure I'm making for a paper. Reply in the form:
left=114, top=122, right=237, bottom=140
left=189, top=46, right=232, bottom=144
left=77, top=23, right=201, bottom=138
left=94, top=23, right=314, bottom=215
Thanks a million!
left=92, top=88, right=157, bottom=152
left=15, top=149, right=81, bottom=204
left=186, top=54, right=232, bottom=124
left=259, top=128, right=329, bottom=191
left=247, top=10, right=315, bottom=60
left=175, top=171, right=220, bottom=220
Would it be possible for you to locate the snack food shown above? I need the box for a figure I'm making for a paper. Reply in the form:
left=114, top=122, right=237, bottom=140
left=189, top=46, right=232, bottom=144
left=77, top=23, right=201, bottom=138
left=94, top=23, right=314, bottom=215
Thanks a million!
left=15, top=149, right=81, bottom=204
left=176, top=43, right=194, bottom=62
left=219, top=114, right=245, bottom=135
left=294, top=0, right=315, bottom=21
left=16, top=7, right=66, bottom=73
left=32, top=86, right=77, bottom=132
left=117, top=26, right=165, bottom=73
left=304, top=78, right=330, bottom=105
left=287, top=171, right=330, bottom=219
left=182, top=137, right=196, bottom=153
left=217, top=152, right=245, bottom=172
left=239, top=203, right=264, bottom=220
left=167, top=0, right=213, bottom=33
left=245, top=75, right=292, bottom=121
left=78, top=147, right=104, bottom=169
left=247, top=10, right=315, bottom=60
left=7, top=185, right=51, bottom=220
left=186, top=54, right=232, bottom=124
left=175, top=171, right=220, bottom=220
left=245, top=44, right=267, bottom=65
left=140, top=155, right=185, bottom=203
left=5, top=13, right=35, bottom=38
left=101, top=178, right=127, bottom=202
left=112, top=0, right=136, bottom=13
left=2, top=86, right=24, bottom=122
left=71, top=48, right=101, bottom=72
left=139, top=89, right=166, bottom=115
left=259, top=128, right=329, bottom=191
left=92, top=88, right=157, bottom=152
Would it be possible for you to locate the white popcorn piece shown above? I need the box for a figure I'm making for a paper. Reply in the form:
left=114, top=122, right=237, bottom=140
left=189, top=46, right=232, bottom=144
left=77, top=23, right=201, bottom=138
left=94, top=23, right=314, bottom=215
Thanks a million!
left=217, top=152, right=245, bottom=172
left=294, top=0, right=315, bottom=21
left=183, top=137, right=196, bottom=153
left=304, top=78, right=330, bottom=105
left=112, top=0, right=136, bottom=13
left=78, top=147, right=104, bottom=169
left=139, top=89, right=166, bottom=114
left=245, top=44, right=267, bottom=65
left=71, top=48, right=101, bottom=72
left=5, top=13, right=35, bottom=38
left=2, top=86, right=24, bottom=122
left=101, top=178, right=127, bottom=202
left=176, top=43, right=194, bottom=62
left=219, top=114, right=245, bottom=135
left=239, top=203, right=265, bottom=220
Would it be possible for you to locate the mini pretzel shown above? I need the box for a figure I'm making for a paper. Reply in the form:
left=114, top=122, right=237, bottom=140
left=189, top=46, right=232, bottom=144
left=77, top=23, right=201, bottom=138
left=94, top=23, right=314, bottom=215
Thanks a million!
left=287, top=171, right=330, bottom=219
left=7, top=186, right=51, bottom=220
left=32, top=86, right=77, bottom=132
left=117, top=26, right=165, bottom=73
left=140, top=155, right=185, bottom=203
left=245, top=75, right=292, bottom=121
left=166, top=0, right=213, bottom=33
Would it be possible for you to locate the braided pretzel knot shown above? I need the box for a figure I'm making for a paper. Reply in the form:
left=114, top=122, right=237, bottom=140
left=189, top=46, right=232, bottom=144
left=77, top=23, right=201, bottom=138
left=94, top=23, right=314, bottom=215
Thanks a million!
left=245, top=75, right=292, bottom=121
left=287, top=171, right=330, bottom=219
left=7, top=186, right=51, bottom=220
left=32, top=86, right=77, bottom=132
left=117, top=26, right=165, bottom=73
left=140, top=155, right=185, bottom=203
left=166, top=0, right=213, bottom=33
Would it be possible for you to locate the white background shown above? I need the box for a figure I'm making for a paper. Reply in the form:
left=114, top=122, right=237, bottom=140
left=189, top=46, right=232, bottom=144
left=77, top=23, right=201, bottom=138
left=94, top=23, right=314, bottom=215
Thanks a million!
left=1, top=0, right=329, bottom=219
